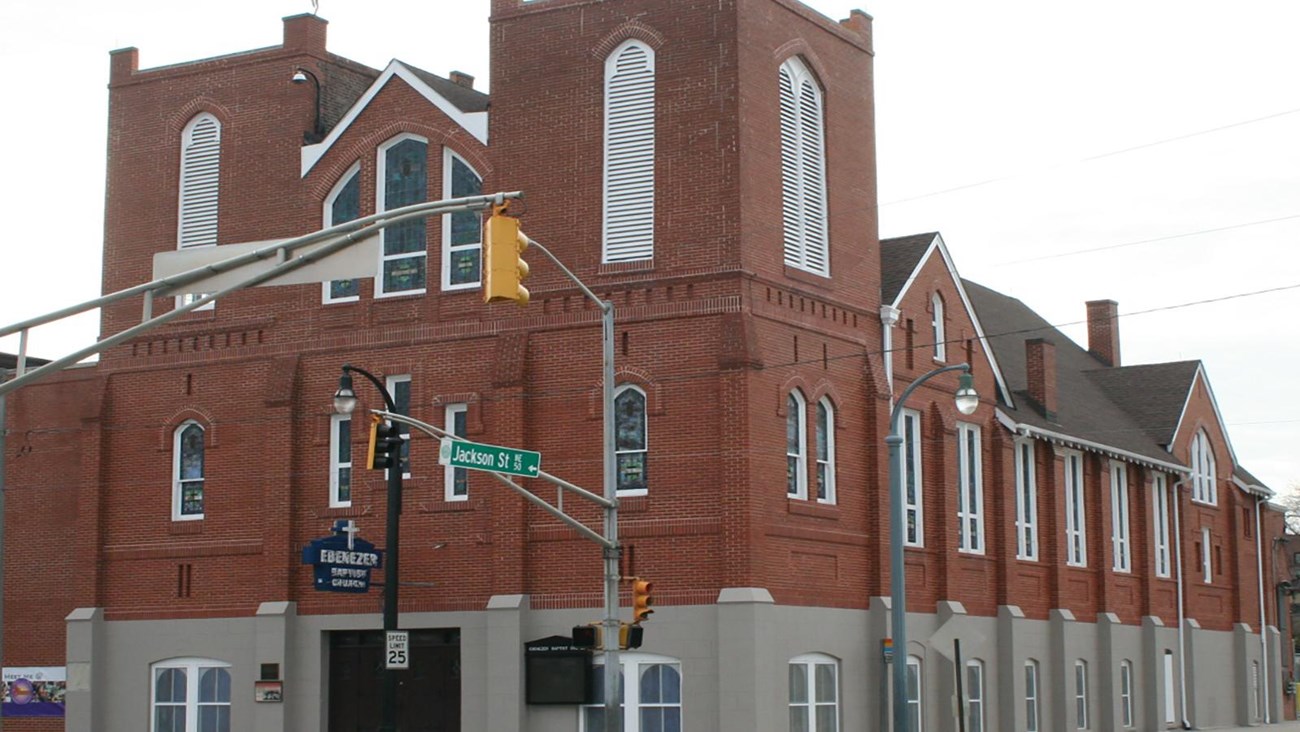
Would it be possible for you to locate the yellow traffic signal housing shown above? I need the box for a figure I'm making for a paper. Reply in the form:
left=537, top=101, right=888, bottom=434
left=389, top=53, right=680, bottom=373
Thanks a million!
left=630, top=577, right=654, bottom=624
left=483, top=210, right=530, bottom=305
left=366, top=414, right=399, bottom=471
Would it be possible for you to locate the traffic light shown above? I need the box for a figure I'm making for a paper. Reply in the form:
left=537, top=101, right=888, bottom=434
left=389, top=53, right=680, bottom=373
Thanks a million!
left=483, top=207, right=530, bottom=305
left=572, top=624, right=600, bottom=649
left=620, top=623, right=644, bottom=650
left=630, top=577, right=654, bottom=624
left=367, top=414, right=400, bottom=471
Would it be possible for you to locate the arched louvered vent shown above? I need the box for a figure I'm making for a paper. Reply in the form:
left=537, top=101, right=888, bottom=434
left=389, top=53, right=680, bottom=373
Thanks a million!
left=778, top=58, right=829, bottom=276
left=602, top=41, right=655, bottom=263
left=178, top=114, right=221, bottom=249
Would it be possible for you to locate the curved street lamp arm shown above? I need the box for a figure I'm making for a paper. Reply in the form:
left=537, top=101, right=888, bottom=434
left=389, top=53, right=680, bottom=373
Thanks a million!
left=342, top=364, right=398, bottom=413
left=889, top=362, right=971, bottom=434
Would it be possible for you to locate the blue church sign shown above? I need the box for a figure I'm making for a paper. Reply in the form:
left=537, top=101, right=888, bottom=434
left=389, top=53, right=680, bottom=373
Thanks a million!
left=302, top=520, right=383, bottom=593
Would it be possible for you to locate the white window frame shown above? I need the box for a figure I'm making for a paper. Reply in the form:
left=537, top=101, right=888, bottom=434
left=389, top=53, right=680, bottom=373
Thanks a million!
left=443, top=403, right=468, bottom=502
left=1064, top=451, right=1087, bottom=567
left=1075, top=660, right=1089, bottom=730
left=787, top=390, right=808, bottom=500
left=956, top=423, right=984, bottom=554
left=580, top=652, right=682, bottom=732
left=151, top=657, right=231, bottom=732
left=602, top=39, right=656, bottom=264
left=329, top=414, right=352, bottom=508
left=1119, top=660, right=1134, bottom=728
left=1153, top=473, right=1171, bottom=578
left=1110, top=462, right=1131, bottom=572
left=1190, top=430, right=1217, bottom=504
left=1201, top=527, right=1212, bottom=583
left=441, top=148, right=483, bottom=291
left=376, top=133, right=429, bottom=298
left=177, top=114, right=220, bottom=312
left=1024, top=659, right=1040, bottom=732
left=965, top=659, right=985, bottom=732
left=1015, top=439, right=1039, bottom=561
left=778, top=56, right=829, bottom=277
left=789, top=653, right=839, bottom=732
left=815, top=398, right=836, bottom=505
left=902, top=409, right=924, bottom=547
left=172, top=420, right=205, bottom=522
left=385, top=374, right=412, bottom=479
left=322, top=163, right=363, bottom=304
left=906, top=655, right=923, bottom=732
left=931, top=293, right=946, bottom=362
left=615, top=384, right=649, bottom=496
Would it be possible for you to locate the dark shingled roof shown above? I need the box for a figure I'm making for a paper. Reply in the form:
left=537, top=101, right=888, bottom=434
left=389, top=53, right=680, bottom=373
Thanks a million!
left=0, top=353, right=50, bottom=371
left=880, top=233, right=937, bottom=305
left=1085, top=361, right=1199, bottom=449
left=402, top=63, right=489, bottom=113
left=961, top=279, right=1177, bottom=465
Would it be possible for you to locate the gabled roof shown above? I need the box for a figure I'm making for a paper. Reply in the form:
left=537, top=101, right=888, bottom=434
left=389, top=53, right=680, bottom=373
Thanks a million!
left=1085, top=361, right=1200, bottom=449
left=879, top=233, right=1014, bottom=408
left=302, top=60, right=489, bottom=177
left=962, top=280, right=1185, bottom=472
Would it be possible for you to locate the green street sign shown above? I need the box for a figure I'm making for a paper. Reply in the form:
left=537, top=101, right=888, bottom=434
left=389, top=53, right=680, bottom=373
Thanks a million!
left=439, top=438, right=541, bottom=478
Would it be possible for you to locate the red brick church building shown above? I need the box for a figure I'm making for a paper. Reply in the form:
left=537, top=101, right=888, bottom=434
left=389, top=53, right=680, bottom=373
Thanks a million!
left=3, top=1, right=1289, bottom=730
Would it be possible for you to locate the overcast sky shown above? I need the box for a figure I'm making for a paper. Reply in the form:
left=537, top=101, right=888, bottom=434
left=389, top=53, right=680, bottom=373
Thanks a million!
left=1, top=0, right=1297, bottom=492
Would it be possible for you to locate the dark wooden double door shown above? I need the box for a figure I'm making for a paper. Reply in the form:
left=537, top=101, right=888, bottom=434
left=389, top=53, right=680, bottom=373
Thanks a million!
left=328, top=629, right=460, bottom=731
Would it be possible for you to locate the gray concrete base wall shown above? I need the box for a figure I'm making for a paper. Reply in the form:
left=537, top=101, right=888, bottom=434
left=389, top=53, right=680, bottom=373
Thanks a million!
left=65, top=593, right=1276, bottom=732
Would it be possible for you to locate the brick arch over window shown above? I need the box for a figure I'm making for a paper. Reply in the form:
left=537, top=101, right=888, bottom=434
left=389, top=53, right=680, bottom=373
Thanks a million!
left=809, top=379, right=843, bottom=424
left=771, top=40, right=830, bottom=85
left=776, top=374, right=813, bottom=417
left=587, top=366, right=664, bottom=419
left=166, top=98, right=232, bottom=135
left=159, top=407, right=217, bottom=450
left=307, top=123, right=493, bottom=201
left=591, top=19, right=666, bottom=58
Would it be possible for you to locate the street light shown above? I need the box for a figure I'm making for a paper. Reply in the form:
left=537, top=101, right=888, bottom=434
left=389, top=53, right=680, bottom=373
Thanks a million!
left=291, top=67, right=325, bottom=144
left=333, top=364, right=403, bottom=732
left=886, top=363, right=977, bottom=732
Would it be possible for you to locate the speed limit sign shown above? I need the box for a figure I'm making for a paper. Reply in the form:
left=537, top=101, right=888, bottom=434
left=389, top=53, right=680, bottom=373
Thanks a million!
left=386, top=631, right=410, bottom=670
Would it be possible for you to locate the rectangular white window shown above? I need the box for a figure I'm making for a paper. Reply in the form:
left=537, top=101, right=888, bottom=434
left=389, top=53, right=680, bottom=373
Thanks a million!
left=152, top=660, right=231, bottom=732
left=965, top=660, right=985, bottom=732
left=956, top=423, right=983, bottom=553
left=1015, top=440, right=1039, bottom=560
left=1024, top=661, right=1040, bottom=732
left=1201, top=527, right=1212, bottom=583
left=1153, top=474, right=1171, bottom=577
left=1120, top=661, right=1134, bottom=728
left=1075, top=660, right=1089, bottom=729
left=583, top=657, right=682, bottom=732
left=385, top=374, right=412, bottom=478
left=906, top=656, right=922, bottom=732
left=1064, top=452, right=1087, bottom=567
left=788, top=655, right=839, bottom=732
left=902, top=410, right=923, bottom=547
left=444, top=404, right=468, bottom=501
left=1164, top=651, right=1176, bottom=723
left=330, top=414, right=352, bottom=507
left=1110, top=462, right=1131, bottom=572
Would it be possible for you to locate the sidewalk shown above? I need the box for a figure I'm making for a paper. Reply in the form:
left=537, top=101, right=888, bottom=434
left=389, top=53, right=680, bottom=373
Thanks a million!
left=1205, top=723, right=1300, bottom=731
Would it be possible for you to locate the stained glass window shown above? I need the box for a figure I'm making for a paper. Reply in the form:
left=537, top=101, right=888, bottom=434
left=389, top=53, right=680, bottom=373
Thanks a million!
left=815, top=399, right=835, bottom=503
left=327, top=171, right=362, bottom=300
left=445, top=154, right=482, bottom=287
left=175, top=422, right=205, bottom=518
left=381, top=138, right=428, bottom=295
left=786, top=391, right=806, bottom=498
left=616, top=386, right=647, bottom=492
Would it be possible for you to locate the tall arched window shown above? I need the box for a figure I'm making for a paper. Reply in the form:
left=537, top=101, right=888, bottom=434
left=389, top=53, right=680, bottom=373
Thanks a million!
left=443, top=149, right=484, bottom=289
left=1120, top=660, right=1134, bottom=728
left=787, top=390, right=808, bottom=499
left=178, top=114, right=221, bottom=250
left=815, top=398, right=836, bottom=504
left=616, top=385, right=648, bottom=494
left=906, top=655, right=923, bottom=732
left=931, top=293, right=946, bottom=362
left=173, top=421, right=206, bottom=521
left=377, top=134, right=429, bottom=296
left=152, top=658, right=231, bottom=732
left=323, top=164, right=362, bottom=303
left=789, top=653, right=839, bottom=732
left=965, top=659, right=986, bottom=732
left=603, top=40, right=655, bottom=263
left=1024, top=660, right=1040, bottom=732
left=778, top=57, right=829, bottom=276
left=1190, top=430, right=1217, bottom=504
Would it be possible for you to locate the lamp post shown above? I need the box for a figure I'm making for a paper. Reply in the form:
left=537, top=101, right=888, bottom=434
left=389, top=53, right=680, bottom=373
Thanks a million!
left=333, top=364, right=402, bottom=732
left=887, top=364, right=978, bottom=732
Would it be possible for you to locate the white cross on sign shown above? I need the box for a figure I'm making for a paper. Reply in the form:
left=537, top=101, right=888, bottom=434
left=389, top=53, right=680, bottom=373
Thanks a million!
left=340, top=520, right=359, bottom=550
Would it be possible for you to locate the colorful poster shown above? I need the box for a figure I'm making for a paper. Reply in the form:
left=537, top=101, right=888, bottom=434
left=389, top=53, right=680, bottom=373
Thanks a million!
left=2, top=667, right=66, bottom=718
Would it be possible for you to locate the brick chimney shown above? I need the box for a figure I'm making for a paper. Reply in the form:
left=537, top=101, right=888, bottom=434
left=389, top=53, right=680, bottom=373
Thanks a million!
left=1086, top=299, right=1120, bottom=367
left=1025, top=338, right=1057, bottom=421
left=283, top=14, right=328, bottom=54
left=449, top=71, right=475, bottom=89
